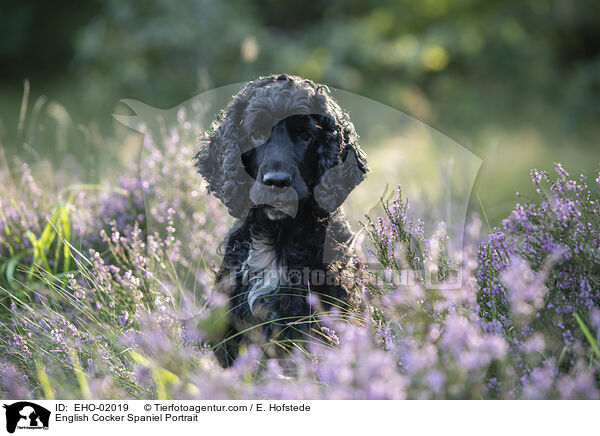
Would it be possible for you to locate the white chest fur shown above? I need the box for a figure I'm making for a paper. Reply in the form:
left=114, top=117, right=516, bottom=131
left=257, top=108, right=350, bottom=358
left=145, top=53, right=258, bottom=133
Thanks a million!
left=242, top=238, right=285, bottom=312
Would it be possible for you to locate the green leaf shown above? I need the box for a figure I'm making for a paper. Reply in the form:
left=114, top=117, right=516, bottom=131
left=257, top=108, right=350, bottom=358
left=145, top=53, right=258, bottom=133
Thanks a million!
left=574, top=312, right=600, bottom=359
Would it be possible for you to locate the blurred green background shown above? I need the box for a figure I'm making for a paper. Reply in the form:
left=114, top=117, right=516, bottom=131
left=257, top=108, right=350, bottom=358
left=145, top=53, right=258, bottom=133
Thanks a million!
left=1, top=0, right=599, bottom=226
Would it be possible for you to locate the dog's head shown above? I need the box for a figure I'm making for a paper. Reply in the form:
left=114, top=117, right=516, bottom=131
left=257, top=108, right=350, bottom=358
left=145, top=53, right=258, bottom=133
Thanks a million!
left=195, top=74, right=368, bottom=219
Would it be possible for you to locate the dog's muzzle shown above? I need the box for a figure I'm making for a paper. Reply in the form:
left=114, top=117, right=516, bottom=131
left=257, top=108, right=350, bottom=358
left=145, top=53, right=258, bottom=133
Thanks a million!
left=249, top=181, right=299, bottom=220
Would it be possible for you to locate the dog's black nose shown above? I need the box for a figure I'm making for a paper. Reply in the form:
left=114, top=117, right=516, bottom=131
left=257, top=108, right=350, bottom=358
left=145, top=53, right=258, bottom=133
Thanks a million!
left=263, top=171, right=292, bottom=188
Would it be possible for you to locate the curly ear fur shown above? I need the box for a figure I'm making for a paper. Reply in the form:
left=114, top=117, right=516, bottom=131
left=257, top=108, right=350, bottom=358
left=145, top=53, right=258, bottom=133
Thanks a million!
left=194, top=97, right=254, bottom=217
left=312, top=112, right=369, bottom=212
left=195, top=74, right=368, bottom=216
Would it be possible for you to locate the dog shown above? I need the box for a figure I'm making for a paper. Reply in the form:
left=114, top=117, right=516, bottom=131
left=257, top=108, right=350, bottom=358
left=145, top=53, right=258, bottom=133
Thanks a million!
left=194, top=74, right=368, bottom=366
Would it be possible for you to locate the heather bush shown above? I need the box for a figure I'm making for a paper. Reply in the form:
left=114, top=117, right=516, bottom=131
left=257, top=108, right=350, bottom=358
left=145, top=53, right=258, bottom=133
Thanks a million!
left=477, top=164, right=600, bottom=369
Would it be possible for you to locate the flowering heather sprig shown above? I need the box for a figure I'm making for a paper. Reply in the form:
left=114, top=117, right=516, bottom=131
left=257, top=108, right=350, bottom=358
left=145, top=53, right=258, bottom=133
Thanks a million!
left=7, top=333, right=33, bottom=361
left=362, top=186, right=449, bottom=285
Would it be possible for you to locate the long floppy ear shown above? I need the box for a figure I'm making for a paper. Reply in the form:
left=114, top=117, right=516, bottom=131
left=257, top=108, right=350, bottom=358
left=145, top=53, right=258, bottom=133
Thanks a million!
left=314, top=115, right=369, bottom=212
left=194, top=98, right=253, bottom=218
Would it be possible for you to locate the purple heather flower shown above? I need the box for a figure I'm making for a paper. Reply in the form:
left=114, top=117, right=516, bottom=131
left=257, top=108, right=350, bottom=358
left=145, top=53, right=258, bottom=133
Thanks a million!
left=501, top=256, right=547, bottom=319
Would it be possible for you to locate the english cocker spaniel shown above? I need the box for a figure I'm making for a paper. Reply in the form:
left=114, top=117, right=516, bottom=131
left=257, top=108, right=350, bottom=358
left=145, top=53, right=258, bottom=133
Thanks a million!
left=194, top=74, right=368, bottom=366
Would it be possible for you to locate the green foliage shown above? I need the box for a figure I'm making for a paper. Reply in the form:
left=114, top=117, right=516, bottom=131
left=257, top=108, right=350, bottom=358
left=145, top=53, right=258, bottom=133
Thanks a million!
left=2, top=0, right=600, bottom=140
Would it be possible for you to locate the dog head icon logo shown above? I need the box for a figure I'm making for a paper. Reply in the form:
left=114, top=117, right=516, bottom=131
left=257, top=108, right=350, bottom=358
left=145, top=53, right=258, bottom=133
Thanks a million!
left=3, top=402, right=50, bottom=433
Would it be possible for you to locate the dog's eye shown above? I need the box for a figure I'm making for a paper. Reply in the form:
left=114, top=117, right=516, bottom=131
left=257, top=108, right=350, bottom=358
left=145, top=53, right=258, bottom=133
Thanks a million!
left=250, top=132, right=265, bottom=142
left=299, top=132, right=312, bottom=142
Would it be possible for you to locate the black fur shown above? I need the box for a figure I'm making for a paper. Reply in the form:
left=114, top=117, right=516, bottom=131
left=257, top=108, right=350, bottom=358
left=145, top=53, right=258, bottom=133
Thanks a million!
left=194, top=74, right=368, bottom=366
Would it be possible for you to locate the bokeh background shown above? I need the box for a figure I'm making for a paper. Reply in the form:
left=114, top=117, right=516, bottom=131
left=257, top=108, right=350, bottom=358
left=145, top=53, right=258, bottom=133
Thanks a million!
left=1, top=0, right=599, bottom=226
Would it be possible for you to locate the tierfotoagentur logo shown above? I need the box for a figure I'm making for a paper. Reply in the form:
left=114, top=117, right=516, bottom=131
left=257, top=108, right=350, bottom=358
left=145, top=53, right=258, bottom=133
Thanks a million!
left=111, top=74, right=483, bottom=367
left=115, top=80, right=481, bottom=295
left=2, top=402, right=50, bottom=434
